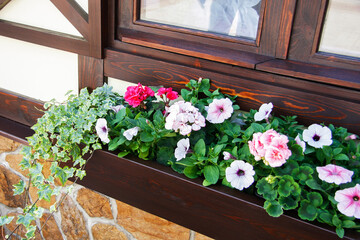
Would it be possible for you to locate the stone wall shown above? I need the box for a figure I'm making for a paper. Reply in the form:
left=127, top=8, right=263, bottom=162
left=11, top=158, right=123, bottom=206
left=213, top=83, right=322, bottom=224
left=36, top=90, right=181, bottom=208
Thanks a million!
left=0, top=135, right=213, bottom=240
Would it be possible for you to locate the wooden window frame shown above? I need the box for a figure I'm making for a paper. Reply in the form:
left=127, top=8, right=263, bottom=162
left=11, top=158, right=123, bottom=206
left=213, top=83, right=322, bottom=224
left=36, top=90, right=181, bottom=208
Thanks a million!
left=112, top=0, right=298, bottom=69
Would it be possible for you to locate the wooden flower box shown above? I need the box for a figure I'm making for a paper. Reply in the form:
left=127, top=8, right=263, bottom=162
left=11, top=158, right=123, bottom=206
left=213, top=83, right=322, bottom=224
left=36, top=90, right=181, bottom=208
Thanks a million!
left=1, top=116, right=358, bottom=240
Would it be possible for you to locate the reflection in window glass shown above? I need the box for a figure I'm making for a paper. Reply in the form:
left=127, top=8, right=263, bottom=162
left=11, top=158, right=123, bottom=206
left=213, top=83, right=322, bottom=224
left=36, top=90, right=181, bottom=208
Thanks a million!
left=319, top=0, right=360, bottom=58
left=140, top=0, right=262, bottom=40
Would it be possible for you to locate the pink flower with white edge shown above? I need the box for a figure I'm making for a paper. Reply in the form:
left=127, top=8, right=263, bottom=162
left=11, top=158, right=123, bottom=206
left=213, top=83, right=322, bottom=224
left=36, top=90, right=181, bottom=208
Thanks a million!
left=223, top=152, right=232, bottom=160
left=95, top=118, right=110, bottom=143
left=111, top=105, right=125, bottom=113
left=248, top=132, right=265, bottom=161
left=206, top=98, right=234, bottom=124
left=123, top=126, right=140, bottom=141
left=316, top=164, right=353, bottom=185
left=334, top=184, right=360, bottom=218
left=303, top=124, right=332, bottom=148
left=248, top=129, right=291, bottom=167
left=225, top=160, right=255, bottom=190
left=165, top=101, right=205, bottom=135
left=174, top=138, right=190, bottom=161
left=264, top=146, right=288, bottom=167
left=254, top=102, right=273, bottom=122
left=295, top=135, right=306, bottom=153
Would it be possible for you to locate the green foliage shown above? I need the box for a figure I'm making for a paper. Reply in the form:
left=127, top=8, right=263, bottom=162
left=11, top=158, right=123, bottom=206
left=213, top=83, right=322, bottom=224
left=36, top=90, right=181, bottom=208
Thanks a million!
left=4, top=79, right=360, bottom=239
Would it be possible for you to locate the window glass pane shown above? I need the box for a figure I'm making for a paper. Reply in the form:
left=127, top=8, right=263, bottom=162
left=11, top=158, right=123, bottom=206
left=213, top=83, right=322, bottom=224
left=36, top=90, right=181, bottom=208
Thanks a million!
left=140, top=0, right=262, bottom=40
left=318, top=0, right=360, bottom=58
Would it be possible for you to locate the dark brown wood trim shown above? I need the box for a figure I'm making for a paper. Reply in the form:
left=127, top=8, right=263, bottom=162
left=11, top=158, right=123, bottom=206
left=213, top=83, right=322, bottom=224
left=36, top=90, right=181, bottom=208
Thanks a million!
left=120, top=29, right=272, bottom=69
left=0, top=89, right=43, bottom=127
left=0, top=0, right=11, bottom=10
left=104, top=49, right=360, bottom=134
left=256, top=59, right=360, bottom=90
left=78, top=55, right=105, bottom=91
left=275, top=0, right=297, bottom=59
left=0, top=20, right=89, bottom=56
left=0, top=117, right=357, bottom=240
left=50, top=0, right=89, bottom=40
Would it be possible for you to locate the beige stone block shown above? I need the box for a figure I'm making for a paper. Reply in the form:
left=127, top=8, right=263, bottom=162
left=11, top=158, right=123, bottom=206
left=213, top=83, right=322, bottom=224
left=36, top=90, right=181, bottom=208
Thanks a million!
left=5, top=153, right=29, bottom=176
left=40, top=213, right=63, bottom=240
left=194, top=232, right=215, bottom=240
left=0, top=165, right=23, bottom=208
left=92, top=223, right=128, bottom=240
left=0, top=135, right=20, bottom=153
left=116, top=200, right=190, bottom=240
left=77, top=188, right=113, bottom=219
left=60, top=194, right=89, bottom=240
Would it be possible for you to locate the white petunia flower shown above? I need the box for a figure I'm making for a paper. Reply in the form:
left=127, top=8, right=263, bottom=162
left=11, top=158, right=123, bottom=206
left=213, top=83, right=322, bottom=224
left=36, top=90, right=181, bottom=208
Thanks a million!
left=254, top=102, right=273, bottom=122
left=174, top=138, right=190, bottom=161
left=225, top=160, right=255, bottom=191
left=302, top=124, right=332, bottom=148
left=111, top=105, right=125, bottom=113
left=123, top=126, right=140, bottom=141
left=206, top=98, right=234, bottom=124
left=295, top=135, right=306, bottom=153
left=95, top=118, right=110, bottom=143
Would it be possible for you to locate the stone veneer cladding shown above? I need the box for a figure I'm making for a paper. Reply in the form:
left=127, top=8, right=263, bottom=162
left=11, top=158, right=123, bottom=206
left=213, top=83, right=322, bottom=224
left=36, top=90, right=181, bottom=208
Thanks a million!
left=0, top=135, right=213, bottom=240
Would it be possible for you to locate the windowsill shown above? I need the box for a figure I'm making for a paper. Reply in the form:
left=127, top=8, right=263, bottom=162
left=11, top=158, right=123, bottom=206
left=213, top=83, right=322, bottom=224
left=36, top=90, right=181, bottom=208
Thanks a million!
left=0, top=115, right=358, bottom=240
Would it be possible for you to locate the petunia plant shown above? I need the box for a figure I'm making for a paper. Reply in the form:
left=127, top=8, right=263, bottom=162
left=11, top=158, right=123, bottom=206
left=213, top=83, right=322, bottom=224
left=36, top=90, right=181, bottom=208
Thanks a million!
left=1, top=78, right=359, bottom=239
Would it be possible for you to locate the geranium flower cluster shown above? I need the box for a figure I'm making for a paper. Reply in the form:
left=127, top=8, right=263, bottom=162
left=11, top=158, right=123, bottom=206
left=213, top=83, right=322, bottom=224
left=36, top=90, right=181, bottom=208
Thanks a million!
left=124, top=83, right=155, bottom=107
left=157, top=87, right=179, bottom=103
left=248, top=129, right=291, bottom=167
left=165, top=101, right=206, bottom=135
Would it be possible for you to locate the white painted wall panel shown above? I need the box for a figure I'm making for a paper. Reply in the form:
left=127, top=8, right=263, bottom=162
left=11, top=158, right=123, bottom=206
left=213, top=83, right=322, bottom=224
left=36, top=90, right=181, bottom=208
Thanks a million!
left=0, top=36, right=78, bottom=102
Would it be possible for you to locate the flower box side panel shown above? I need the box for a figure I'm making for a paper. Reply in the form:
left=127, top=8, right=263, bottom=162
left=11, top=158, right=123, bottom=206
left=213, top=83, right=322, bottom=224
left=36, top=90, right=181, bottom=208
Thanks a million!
left=75, top=150, right=357, bottom=240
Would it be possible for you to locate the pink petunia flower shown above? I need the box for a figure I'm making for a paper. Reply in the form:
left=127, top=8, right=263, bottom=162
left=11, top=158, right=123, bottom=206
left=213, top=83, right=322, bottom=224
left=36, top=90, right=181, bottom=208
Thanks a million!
left=302, top=124, right=332, bottom=148
left=95, top=118, right=110, bottom=143
left=334, top=184, right=360, bottom=218
left=124, top=83, right=154, bottom=108
left=225, top=160, right=255, bottom=190
left=206, top=98, right=234, bottom=124
left=316, top=164, right=353, bottom=185
left=254, top=102, right=273, bottom=122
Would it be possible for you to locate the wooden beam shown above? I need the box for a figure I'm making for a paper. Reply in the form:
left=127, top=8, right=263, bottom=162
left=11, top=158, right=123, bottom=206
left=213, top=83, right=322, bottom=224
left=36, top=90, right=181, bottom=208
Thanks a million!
left=78, top=55, right=104, bottom=91
left=0, top=20, right=89, bottom=56
left=0, top=0, right=11, bottom=10
left=50, top=0, right=89, bottom=40
left=88, top=0, right=104, bottom=58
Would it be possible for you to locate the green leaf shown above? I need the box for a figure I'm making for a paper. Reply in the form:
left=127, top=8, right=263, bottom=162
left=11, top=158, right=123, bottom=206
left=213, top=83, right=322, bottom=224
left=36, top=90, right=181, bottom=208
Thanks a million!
left=298, top=200, right=317, bottom=221
left=202, top=179, right=212, bottom=187
left=278, top=175, right=300, bottom=197
left=203, top=165, right=219, bottom=184
left=334, top=154, right=349, bottom=161
left=319, top=213, right=332, bottom=225
left=256, top=178, right=278, bottom=200
left=194, top=139, right=206, bottom=157
left=291, top=166, right=313, bottom=184
left=278, top=195, right=299, bottom=210
left=16, top=213, right=35, bottom=228
left=118, top=151, right=129, bottom=158
left=176, top=158, right=195, bottom=167
left=184, top=166, right=199, bottom=179
left=198, top=78, right=210, bottom=92
left=332, top=215, right=342, bottom=228
left=156, top=147, right=174, bottom=165
left=25, top=225, right=37, bottom=239
left=251, top=123, right=264, bottom=132
left=336, top=228, right=345, bottom=238
left=13, top=179, right=26, bottom=195
left=264, top=200, right=283, bottom=217
left=322, top=146, right=332, bottom=158
left=333, top=148, right=343, bottom=156
left=342, top=220, right=356, bottom=228
left=306, top=179, right=323, bottom=191
left=140, top=131, right=154, bottom=143
left=0, top=216, right=14, bottom=226
left=38, top=185, right=53, bottom=202
left=307, top=192, right=323, bottom=207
